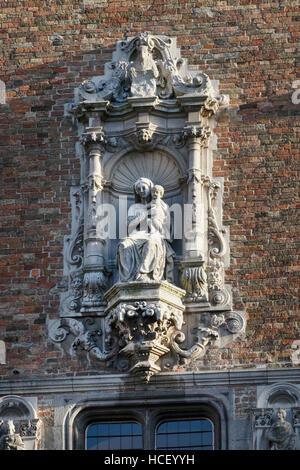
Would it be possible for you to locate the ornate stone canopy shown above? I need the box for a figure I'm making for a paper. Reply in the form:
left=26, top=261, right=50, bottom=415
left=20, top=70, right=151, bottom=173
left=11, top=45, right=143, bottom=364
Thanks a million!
left=49, top=34, right=246, bottom=382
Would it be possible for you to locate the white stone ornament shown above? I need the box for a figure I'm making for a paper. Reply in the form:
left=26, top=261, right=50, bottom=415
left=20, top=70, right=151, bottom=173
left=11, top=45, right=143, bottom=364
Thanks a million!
left=52, top=34, right=245, bottom=380
left=267, top=409, right=296, bottom=450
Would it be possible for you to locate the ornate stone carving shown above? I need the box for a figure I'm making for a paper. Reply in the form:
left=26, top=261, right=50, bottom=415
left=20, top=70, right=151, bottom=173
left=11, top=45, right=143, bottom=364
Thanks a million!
left=18, top=419, right=40, bottom=438
left=207, top=182, right=227, bottom=260
left=61, top=269, right=84, bottom=315
left=183, top=125, right=211, bottom=147
left=267, top=409, right=296, bottom=450
left=225, top=311, right=245, bottom=334
left=111, top=151, right=182, bottom=193
left=65, top=219, right=84, bottom=269
left=80, top=129, right=106, bottom=148
left=54, top=34, right=246, bottom=378
left=49, top=317, right=117, bottom=362
left=0, top=420, right=24, bottom=450
left=171, top=327, right=219, bottom=361
left=292, top=408, right=300, bottom=427
left=137, top=127, right=154, bottom=143
left=77, top=33, right=217, bottom=106
left=253, top=408, right=274, bottom=427
left=117, top=178, right=174, bottom=284
left=205, top=181, right=230, bottom=308
left=0, top=396, right=41, bottom=450
left=80, top=270, right=108, bottom=311
left=104, top=281, right=185, bottom=381
left=181, top=261, right=208, bottom=303
left=106, top=300, right=183, bottom=382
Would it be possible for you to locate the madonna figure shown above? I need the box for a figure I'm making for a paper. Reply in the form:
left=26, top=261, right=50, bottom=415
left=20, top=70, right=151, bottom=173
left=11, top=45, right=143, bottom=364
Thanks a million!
left=117, top=177, right=174, bottom=283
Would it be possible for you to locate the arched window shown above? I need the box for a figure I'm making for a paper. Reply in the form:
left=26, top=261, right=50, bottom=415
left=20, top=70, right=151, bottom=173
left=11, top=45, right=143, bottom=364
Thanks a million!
left=155, top=418, right=214, bottom=450
left=71, top=399, right=223, bottom=450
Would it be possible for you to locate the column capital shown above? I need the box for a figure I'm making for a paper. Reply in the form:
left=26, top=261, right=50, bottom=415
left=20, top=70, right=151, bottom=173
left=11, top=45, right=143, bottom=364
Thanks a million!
left=80, top=128, right=106, bottom=155
left=183, top=125, right=211, bottom=146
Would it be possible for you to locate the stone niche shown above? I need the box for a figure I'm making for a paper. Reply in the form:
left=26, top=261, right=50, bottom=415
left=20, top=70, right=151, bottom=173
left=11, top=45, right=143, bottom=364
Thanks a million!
left=252, top=384, right=300, bottom=450
left=0, top=396, right=40, bottom=450
left=49, top=33, right=246, bottom=381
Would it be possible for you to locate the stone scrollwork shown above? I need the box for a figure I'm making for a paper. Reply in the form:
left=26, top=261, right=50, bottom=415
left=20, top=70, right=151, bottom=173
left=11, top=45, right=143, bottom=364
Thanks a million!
left=48, top=317, right=117, bottom=362
left=61, top=269, right=84, bottom=315
left=77, top=33, right=216, bottom=105
left=137, top=127, right=154, bottom=143
left=80, top=128, right=106, bottom=148
left=225, top=311, right=245, bottom=334
left=171, top=327, right=219, bottom=361
left=206, top=181, right=230, bottom=308
left=207, top=182, right=227, bottom=260
left=60, top=186, right=84, bottom=316
left=65, top=218, right=84, bottom=269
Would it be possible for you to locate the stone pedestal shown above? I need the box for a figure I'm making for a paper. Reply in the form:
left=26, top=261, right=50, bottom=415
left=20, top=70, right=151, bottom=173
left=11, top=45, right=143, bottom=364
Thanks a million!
left=104, top=281, right=185, bottom=381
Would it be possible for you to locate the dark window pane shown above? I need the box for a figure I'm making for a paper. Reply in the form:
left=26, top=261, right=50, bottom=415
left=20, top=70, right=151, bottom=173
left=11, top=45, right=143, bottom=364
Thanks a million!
left=86, top=424, right=98, bottom=437
left=109, top=423, right=121, bottom=436
left=177, top=421, right=190, bottom=433
left=158, top=422, right=167, bottom=433
left=120, top=436, right=131, bottom=449
left=201, top=420, right=213, bottom=431
left=202, top=431, right=212, bottom=445
left=98, top=423, right=109, bottom=436
left=86, top=421, right=142, bottom=450
left=156, top=419, right=213, bottom=450
left=133, top=436, right=143, bottom=449
left=121, top=423, right=131, bottom=435
left=167, top=421, right=178, bottom=433
left=190, top=421, right=202, bottom=431
left=87, top=437, right=98, bottom=450
left=132, top=423, right=142, bottom=435
left=109, top=436, right=121, bottom=450
left=98, top=437, right=112, bottom=450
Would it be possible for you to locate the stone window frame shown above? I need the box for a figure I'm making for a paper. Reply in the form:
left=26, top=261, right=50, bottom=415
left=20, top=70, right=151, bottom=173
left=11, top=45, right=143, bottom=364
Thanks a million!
left=70, top=400, right=222, bottom=450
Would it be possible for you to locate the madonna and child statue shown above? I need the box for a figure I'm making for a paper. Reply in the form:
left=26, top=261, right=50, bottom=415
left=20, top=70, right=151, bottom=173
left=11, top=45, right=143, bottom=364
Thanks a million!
left=117, top=177, right=175, bottom=284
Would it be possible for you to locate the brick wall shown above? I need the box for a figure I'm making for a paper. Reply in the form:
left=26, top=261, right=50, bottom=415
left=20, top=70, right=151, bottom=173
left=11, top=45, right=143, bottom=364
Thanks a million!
left=0, top=0, right=299, bottom=378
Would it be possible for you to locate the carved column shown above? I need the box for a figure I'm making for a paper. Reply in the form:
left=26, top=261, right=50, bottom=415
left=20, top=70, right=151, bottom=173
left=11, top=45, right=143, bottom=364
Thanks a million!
left=184, top=125, right=203, bottom=258
left=80, top=130, right=108, bottom=313
left=181, top=124, right=211, bottom=305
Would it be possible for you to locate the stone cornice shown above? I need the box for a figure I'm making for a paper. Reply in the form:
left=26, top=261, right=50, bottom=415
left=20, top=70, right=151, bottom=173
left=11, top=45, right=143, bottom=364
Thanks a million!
left=1, top=368, right=300, bottom=396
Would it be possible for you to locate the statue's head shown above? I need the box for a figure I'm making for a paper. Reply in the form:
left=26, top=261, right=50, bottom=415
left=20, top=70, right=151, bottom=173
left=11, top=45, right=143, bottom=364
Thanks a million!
left=134, top=177, right=153, bottom=202
left=276, top=408, right=287, bottom=421
left=151, top=184, right=164, bottom=200
left=0, top=419, right=15, bottom=436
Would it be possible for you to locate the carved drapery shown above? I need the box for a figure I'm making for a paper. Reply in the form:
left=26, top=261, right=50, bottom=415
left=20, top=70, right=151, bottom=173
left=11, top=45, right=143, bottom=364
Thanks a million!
left=50, top=34, right=246, bottom=380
